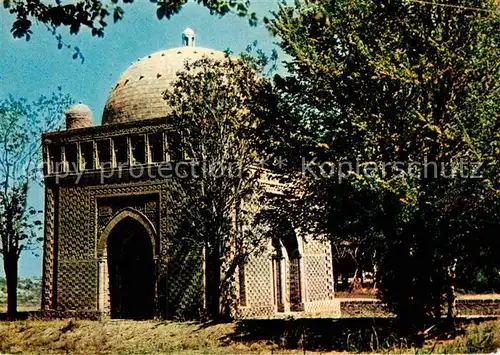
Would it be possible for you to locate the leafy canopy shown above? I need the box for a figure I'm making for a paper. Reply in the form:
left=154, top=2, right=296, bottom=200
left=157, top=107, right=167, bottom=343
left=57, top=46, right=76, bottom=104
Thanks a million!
left=0, top=89, right=73, bottom=258
left=3, top=0, right=258, bottom=60
left=269, top=0, right=499, bottom=327
left=164, top=55, right=279, bottom=317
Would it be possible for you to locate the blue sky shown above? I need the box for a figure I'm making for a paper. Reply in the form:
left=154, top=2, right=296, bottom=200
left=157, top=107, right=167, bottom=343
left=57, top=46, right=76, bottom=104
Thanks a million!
left=0, top=0, right=282, bottom=277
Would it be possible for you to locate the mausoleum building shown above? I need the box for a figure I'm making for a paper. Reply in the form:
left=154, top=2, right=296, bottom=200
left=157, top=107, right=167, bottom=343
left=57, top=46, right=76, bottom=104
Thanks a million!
left=41, top=29, right=339, bottom=319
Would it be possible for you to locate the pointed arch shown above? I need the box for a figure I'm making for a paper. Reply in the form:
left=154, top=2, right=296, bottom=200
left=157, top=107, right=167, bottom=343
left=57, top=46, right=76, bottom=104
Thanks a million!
left=268, top=212, right=304, bottom=312
left=97, top=208, right=157, bottom=316
left=97, top=208, right=157, bottom=258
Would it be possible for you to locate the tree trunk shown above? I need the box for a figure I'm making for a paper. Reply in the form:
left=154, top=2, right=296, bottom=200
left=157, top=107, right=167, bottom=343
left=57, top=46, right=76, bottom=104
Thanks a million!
left=205, top=243, right=221, bottom=319
left=446, top=260, right=457, bottom=328
left=372, top=261, right=378, bottom=290
left=220, top=253, right=245, bottom=318
left=446, top=282, right=457, bottom=329
left=4, top=252, right=18, bottom=319
left=333, top=270, right=339, bottom=290
left=434, top=298, right=442, bottom=322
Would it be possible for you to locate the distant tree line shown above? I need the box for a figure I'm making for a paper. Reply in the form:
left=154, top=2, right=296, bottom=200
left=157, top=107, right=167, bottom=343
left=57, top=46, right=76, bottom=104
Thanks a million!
left=0, top=277, right=42, bottom=305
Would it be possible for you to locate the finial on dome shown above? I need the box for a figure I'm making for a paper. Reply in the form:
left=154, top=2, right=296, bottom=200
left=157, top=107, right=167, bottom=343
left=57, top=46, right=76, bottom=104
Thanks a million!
left=182, top=27, right=195, bottom=47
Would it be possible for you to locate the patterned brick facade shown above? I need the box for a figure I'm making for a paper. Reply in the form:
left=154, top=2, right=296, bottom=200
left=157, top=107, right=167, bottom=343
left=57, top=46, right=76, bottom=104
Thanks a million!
left=239, top=237, right=339, bottom=318
left=41, top=36, right=338, bottom=320
left=42, top=117, right=339, bottom=319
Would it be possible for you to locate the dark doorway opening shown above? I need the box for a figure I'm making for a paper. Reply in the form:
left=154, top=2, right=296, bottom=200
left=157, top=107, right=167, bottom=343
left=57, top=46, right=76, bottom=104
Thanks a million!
left=272, top=221, right=302, bottom=313
left=107, top=217, right=155, bottom=319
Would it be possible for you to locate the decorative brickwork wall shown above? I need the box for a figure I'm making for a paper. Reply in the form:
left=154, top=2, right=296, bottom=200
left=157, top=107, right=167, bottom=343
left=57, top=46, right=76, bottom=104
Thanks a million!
left=302, top=239, right=335, bottom=303
left=59, top=186, right=94, bottom=260
left=240, top=248, right=274, bottom=318
left=43, top=174, right=337, bottom=319
left=239, top=235, right=337, bottom=318
left=289, top=258, right=302, bottom=311
left=97, top=194, right=159, bottom=237
left=456, top=299, right=500, bottom=316
left=56, top=186, right=97, bottom=311
left=57, top=261, right=98, bottom=311
left=41, top=119, right=338, bottom=320
left=164, top=239, right=204, bottom=319
left=339, top=298, right=500, bottom=318
left=41, top=187, right=57, bottom=310
left=43, top=175, right=206, bottom=319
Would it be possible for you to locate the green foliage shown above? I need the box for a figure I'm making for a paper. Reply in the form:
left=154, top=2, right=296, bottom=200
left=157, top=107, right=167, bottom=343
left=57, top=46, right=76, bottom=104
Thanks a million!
left=0, top=88, right=73, bottom=257
left=269, top=0, right=499, bottom=329
left=239, top=41, right=279, bottom=78
left=163, top=56, right=277, bottom=317
left=436, top=320, right=500, bottom=354
left=0, top=89, right=73, bottom=315
left=0, top=88, right=72, bottom=256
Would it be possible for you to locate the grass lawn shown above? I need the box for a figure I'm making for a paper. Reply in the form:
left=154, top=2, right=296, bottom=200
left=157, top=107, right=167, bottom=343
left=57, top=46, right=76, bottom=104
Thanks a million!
left=0, top=317, right=498, bottom=354
left=0, top=319, right=308, bottom=354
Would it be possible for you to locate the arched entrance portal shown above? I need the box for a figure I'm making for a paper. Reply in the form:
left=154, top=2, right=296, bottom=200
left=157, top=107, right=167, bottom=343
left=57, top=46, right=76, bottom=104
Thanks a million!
left=98, top=210, right=156, bottom=320
left=272, top=227, right=303, bottom=313
left=107, top=217, right=155, bottom=319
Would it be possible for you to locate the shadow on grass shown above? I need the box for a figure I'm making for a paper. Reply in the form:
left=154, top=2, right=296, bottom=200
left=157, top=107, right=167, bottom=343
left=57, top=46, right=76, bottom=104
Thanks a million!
left=0, top=311, right=38, bottom=321
left=225, top=317, right=403, bottom=352
left=225, top=317, right=498, bottom=352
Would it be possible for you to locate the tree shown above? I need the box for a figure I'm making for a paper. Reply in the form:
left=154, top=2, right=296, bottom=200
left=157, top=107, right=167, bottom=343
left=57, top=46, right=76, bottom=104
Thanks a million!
left=3, top=0, right=258, bottom=60
left=0, top=89, right=72, bottom=317
left=163, top=55, right=278, bottom=318
left=268, top=0, right=499, bottom=330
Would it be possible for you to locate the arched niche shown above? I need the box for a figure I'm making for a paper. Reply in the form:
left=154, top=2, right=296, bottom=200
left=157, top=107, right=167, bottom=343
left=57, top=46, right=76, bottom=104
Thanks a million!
left=97, top=208, right=157, bottom=259
left=97, top=208, right=157, bottom=318
left=269, top=213, right=304, bottom=313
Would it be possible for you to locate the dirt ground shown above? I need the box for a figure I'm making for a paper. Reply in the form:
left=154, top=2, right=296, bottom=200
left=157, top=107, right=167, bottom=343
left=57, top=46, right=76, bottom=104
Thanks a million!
left=1, top=297, right=499, bottom=354
left=0, top=319, right=340, bottom=354
left=0, top=317, right=499, bottom=354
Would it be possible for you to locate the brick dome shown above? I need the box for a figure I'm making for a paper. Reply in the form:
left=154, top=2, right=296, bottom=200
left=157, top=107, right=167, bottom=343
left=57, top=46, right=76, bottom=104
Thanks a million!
left=66, top=104, right=93, bottom=129
left=102, top=46, right=227, bottom=125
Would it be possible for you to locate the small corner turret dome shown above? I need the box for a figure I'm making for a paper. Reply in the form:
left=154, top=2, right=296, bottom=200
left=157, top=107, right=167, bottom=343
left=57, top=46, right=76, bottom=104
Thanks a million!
left=66, top=103, right=93, bottom=130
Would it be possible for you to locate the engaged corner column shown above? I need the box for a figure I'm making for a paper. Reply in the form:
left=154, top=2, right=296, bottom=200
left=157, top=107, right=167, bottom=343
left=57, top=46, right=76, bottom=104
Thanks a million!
left=98, top=257, right=109, bottom=314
